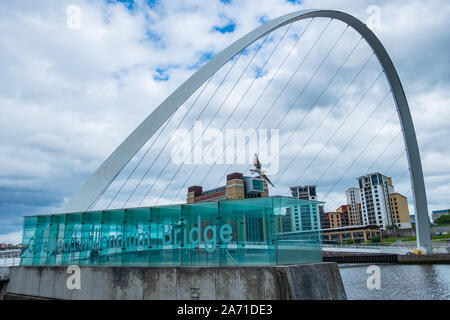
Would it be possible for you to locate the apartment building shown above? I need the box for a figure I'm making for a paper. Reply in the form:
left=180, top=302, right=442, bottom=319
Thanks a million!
left=357, top=173, right=394, bottom=229
left=389, top=193, right=412, bottom=229
left=345, top=187, right=362, bottom=225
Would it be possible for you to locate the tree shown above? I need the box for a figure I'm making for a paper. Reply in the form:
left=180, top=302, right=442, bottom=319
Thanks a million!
left=386, top=223, right=398, bottom=230
left=435, top=215, right=450, bottom=225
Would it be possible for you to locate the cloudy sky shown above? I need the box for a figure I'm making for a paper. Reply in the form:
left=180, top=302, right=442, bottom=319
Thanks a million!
left=1, top=0, right=449, bottom=243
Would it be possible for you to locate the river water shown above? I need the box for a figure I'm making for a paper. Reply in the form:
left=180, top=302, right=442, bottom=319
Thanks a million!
left=339, top=264, right=450, bottom=300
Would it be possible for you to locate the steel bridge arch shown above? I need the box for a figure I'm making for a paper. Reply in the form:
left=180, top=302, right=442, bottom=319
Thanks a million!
left=61, top=9, right=432, bottom=251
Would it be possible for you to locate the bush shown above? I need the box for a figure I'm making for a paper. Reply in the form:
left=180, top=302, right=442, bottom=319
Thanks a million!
left=370, top=236, right=381, bottom=243
left=346, top=239, right=354, bottom=244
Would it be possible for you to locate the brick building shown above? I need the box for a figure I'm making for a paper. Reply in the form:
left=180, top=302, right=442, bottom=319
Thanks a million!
left=187, top=172, right=268, bottom=203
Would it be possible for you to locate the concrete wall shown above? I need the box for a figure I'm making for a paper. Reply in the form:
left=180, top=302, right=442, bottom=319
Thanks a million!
left=3, top=263, right=346, bottom=300
left=381, top=228, right=416, bottom=239
left=430, top=225, right=450, bottom=234
left=0, top=280, right=8, bottom=300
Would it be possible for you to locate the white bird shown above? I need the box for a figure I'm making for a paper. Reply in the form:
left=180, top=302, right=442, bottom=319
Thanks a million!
left=249, top=153, right=275, bottom=187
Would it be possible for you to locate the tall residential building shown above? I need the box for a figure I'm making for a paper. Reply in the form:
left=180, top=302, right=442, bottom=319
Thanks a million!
left=290, top=185, right=317, bottom=200
left=346, top=187, right=362, bottom=225
left=290, top=185, right=322, bottom=231
left=357, top=172, right=395, bottom=229
left=389, top=193, right=412, bottom=229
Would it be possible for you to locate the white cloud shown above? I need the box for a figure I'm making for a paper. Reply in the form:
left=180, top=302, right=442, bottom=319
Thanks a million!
left=0, top=0, right=449, bottom=238
left=0, top=231, right=23, bottom=244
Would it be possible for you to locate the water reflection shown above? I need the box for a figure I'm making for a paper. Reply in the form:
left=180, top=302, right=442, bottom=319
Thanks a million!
left=339, top=264, right=450, bottom=300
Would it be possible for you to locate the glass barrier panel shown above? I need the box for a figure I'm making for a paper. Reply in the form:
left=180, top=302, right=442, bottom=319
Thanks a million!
left=276, top=198, right=323, bottom=264
left=63, top=213, right=83, bottom=265
left=150, top=205, right=181, bottom=266
left=33, top=215, right=51, bottom=266
left=47, top=214, right=65, bottom=266
left=99, top=209, right=125, bottom=266
left=79, top=211, right=102, bottom=266
left=21, top=216, right=38, bottom=266
left=19, top=197, right=323, bottom=267
left=181, top=202, right=219, bottom=266
left=122, top=208, right=151, bottom=266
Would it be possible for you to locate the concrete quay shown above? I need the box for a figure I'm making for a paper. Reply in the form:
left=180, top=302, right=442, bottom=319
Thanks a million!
left=397, top=253, right=450, bottom=264
left=323, top=252, right=450, bottom=264
left=2, top=263, right=346, bottom=300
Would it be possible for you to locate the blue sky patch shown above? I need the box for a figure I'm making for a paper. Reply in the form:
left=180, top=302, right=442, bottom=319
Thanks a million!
left=259, top=15, right=270, bottom=24
left=147, top=0, right=158, bottom=8
left=188, top=51, right=214, bottom=69
left=108, top=0, right=158, bottom=11
left=109, top=0, right=135, bottom=10
left=213, top=22, right=236, bottom=33
left=144, top=29, right=165, bottom=48
left=253, top=65, right=269, bottom=78
left=153, top=67, right=170, bottom=81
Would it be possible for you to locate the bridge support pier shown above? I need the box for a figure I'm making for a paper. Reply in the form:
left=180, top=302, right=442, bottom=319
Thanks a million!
left=3, top=263, right=346, bottom=300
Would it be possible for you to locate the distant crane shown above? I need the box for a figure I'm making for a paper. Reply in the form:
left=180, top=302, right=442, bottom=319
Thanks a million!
left=250, top=153, right=275, bottom=187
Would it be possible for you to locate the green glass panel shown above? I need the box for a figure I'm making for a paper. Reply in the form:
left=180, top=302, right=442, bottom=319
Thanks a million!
left=63, top=213, right=83, bottom=265
left=149, top=205, right=181, bottom=266
left=20, top=216, right=37, bottom=266
left=33, top=215, right=51, bottom=266
left=276, top=197, right=323, bottom=265
left=79, top=211, right=102, bottom=265
left=181, top=202, right=219, bottom=266
left=122, top=208, right=151, bottom=266
left=20, top=197, right=323, bottom=267
left=47, top=214, right=65, bottom=266
left=99, top=209, right=125, bottom=266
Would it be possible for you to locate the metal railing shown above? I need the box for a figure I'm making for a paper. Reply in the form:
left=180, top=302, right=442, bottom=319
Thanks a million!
left=322, top=241, right=449, bottom=254
left=0, top=250, right=21, bottom=280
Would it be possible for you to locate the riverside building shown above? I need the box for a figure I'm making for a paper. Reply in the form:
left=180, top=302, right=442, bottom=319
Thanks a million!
left=187, top=172, right=268, bottom=204
left=344, top=173, right=411, bottom=230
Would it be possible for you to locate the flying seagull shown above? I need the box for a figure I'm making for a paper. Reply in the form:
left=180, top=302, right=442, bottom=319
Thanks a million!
left=249, top=153, right=275, bottom=187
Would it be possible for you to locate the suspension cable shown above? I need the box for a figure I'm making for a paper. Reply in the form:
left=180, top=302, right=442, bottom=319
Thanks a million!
left=105, top=112, right=176, bottom=209
left=121, top=75, right=215, bottom=208
left=167, top=34, right=286, bottom=202
left=170, top=20, right=316, bottom=203
left=251, top=34, right=365, bottom=184
left=213, top=18, right=336, bottom=189
left=284, top=70, right=387, bottom=189
left=137, top=44, right=251, bottom=207
left=365, top=130, right=402, bottom=174
left=322, top=108, right=398, bottom=199
left=384, top=148, right=407, bottom=176
left=278, top=63, right=383, bottom=189
left=153, top=24, right=295, bottom=205
left=325, top=149, right=411, bottom=212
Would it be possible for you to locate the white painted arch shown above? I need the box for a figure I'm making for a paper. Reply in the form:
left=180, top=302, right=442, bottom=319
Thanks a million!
left=61, top=9, right=432, bottom=252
